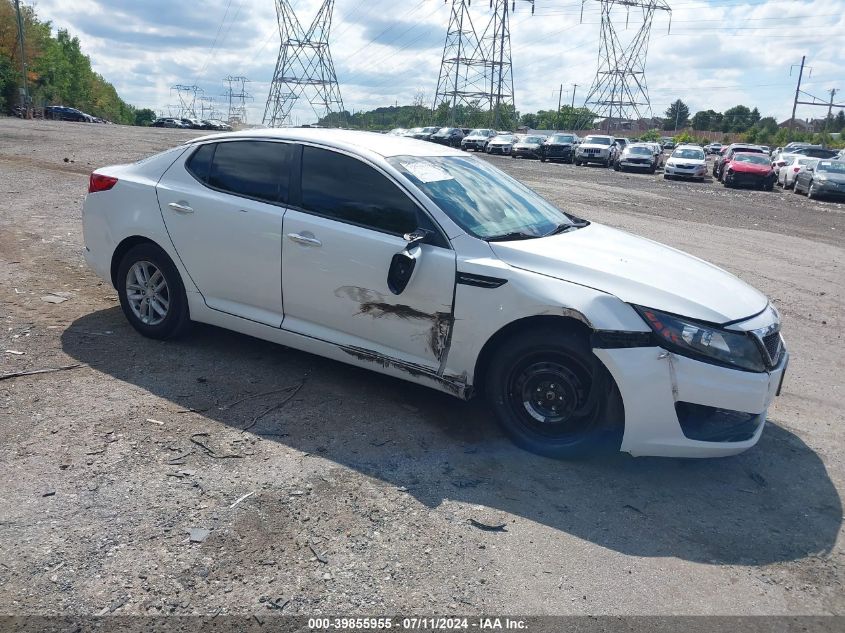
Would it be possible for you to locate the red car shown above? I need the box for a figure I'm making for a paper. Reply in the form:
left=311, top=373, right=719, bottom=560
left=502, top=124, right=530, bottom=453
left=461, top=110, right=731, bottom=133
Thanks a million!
left=722, top=152, right=776, bottom=190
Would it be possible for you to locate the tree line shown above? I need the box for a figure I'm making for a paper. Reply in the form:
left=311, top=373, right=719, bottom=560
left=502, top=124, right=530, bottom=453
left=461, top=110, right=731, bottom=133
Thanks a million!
left=0, top=1, right=154, bottom=125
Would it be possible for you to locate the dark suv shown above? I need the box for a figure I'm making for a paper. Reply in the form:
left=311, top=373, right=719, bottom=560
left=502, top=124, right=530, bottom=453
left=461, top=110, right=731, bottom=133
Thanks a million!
left=430, top=127, right=465, bottom=148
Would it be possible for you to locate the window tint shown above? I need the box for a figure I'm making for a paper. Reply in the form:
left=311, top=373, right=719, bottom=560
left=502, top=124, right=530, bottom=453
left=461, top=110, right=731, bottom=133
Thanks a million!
left=207, top=141, right=290, bottom=203
left=300, top=146, right=418, bottom=235
left=185, top=144, right=214, bottom=182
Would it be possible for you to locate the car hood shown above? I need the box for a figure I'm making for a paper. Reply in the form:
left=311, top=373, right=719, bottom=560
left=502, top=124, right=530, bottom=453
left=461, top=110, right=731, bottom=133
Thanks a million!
left=489, top=223, right=768, bottom=324
left=514, top=143, right=541, bottom=149
left=667, top=158, right=705, bottom=165
left=579, top=143, right=610, bottom=150
left=489, top=139, right=513, bottom=145
left=730, top=161, right=772, bottom=174
left=819, top=172, right=845, bottom=183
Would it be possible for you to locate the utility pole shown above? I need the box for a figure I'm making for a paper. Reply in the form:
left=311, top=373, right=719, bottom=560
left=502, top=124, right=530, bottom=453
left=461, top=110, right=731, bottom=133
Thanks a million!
left=827, top=88, right=839, bottom=125
left=14, top=0, right=30, bottom=117
left=789, top=56, right=805, bottom=132
left=556, top=84, right=563, bottom=131
left=674, top=101, right=680, bottom=132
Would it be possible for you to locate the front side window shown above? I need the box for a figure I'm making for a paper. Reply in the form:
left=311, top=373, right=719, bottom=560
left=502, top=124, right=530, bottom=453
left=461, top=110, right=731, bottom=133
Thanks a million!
left=388, top=155, right=577, bottom=241
left=206, top=141, right=291, bottom=203
left=300, top=146, right=419, bottom=235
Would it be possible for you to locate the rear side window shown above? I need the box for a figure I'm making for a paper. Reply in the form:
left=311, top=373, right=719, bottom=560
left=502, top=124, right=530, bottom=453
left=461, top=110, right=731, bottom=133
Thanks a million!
left=300, top=146, right=418, bottom=235
left=185, top=144, right=214, bottom=181
left=205, top=141, right=290, bottom=204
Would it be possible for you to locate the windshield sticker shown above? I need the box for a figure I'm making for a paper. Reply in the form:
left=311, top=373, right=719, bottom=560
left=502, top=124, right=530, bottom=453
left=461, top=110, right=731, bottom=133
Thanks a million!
left=400, top=161, right=454, bottom=183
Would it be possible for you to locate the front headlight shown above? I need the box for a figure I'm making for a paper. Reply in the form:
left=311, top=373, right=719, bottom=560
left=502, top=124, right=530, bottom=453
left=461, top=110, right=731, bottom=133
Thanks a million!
left=815, top=174, right=828, bottom=181
left=634, top=306, right=766, bottom=372
left=666, top=161, right=676, bottom=168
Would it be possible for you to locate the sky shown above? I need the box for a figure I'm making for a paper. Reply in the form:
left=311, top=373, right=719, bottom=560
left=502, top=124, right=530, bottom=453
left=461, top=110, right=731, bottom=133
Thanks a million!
left=28, top=0, right=845, bottom=125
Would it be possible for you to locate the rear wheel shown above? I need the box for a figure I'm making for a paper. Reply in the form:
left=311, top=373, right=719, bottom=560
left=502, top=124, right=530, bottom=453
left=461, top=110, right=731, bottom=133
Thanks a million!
left=486, top=328, right=624, bottom=458
left=117, top=242, right=190, bottom=340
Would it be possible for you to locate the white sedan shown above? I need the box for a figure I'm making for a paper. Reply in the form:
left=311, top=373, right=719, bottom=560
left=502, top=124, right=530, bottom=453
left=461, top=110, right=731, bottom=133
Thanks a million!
left=664, top=145, right=708, bottom=180
left=83, top=128, right=787, bottom=459
left=778, top=155, right=817, bottom=189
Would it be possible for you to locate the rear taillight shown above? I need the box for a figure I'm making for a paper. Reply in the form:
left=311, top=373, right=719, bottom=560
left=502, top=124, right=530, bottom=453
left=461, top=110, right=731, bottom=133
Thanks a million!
left=88, top=173, right=118, bottom=193
left=793, top=167, right=801, bottom=172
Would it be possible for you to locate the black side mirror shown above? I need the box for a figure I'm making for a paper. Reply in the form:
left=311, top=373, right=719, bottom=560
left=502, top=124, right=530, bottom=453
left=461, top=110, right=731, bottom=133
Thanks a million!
left=387, top=229, right=429, bottom=295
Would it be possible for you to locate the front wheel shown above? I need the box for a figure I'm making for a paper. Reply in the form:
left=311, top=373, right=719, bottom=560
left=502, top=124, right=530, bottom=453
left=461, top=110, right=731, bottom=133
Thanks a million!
left=574, top=158, right=582, bottom=166
left=486, top=328, right=624, bottom=458
left=117, top=242, right=190, bottom=340
left=807, top=182, right=817, bottom=199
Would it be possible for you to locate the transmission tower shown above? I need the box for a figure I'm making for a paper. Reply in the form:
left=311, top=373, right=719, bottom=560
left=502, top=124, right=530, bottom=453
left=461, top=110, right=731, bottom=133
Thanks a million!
left=433, top=0, right=534, bottom=130
left=198, top=96, right=221, bottom=121
left=577, top=0, right=671, bottom=132
left=263, top=0, right=344, bottom=127
left=223, top=75, right=253, bottom=127
left=171, top=84, right=203, bottom=119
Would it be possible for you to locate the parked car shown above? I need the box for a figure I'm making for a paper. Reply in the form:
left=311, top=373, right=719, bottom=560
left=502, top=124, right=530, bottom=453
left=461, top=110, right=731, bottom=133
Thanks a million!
left=793, top=159, right=845, bottom=200
left=512, top=135, right=547, bottom=159
left=771, top=151, right=798, bottom=173
left=574, top=134, right=617, bottom=166
left=486, top=134, right=518, bottom=155
left=430, top=127, right=464, bottom=148
left=614, top=138, right=631, bottom=152
left=411, top=126, right=440, bottom=141
left=151, top=118, right=188, bottom=128
left=663, top=145, right=708, bottom=181
left=713, top=144, right=767, bottom=180
left=542, top=133, right=579, bottom=163
left=834, top=149, right=845, bottom=161
left=402, top=127, right=423, bottom=138
left=662, top=139, right=676, bottom=150
left=82, top=128, right=787, bottom=459
left=791, top=147, right=839, bottom=159
left=722, top=152, right=776, bottom=190
left=45, top=105, right=93, bottom=122
left=644, top=142, right=665, bottom=169
left=777, top=155, right=817, bottom=189
left=614, top=143, right=657, bottom=173
left=460, top=129, right=496, bottom=152
left=387, top=128, right=406, bottom=136
left=704, top=143, right=723, bottom=155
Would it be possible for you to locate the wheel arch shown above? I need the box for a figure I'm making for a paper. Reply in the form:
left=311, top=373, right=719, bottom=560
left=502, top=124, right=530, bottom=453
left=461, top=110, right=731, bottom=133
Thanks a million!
left=110, top=235, right=164, bottom=289
left=472, top=314, right=593, bottom=397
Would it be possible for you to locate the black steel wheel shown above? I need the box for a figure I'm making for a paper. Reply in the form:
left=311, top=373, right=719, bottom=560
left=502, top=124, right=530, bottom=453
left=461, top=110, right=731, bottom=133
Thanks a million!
left=486, top=328, right=624, bottom=458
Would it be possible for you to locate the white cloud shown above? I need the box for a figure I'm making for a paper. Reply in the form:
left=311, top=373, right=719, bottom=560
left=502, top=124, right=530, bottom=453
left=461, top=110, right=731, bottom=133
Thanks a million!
left=29, top=0, right=845, bottom=124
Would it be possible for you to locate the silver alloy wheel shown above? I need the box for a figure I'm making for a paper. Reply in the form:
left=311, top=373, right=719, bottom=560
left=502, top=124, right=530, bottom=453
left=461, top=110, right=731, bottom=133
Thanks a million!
left=126, top=260, right=170, bottom=326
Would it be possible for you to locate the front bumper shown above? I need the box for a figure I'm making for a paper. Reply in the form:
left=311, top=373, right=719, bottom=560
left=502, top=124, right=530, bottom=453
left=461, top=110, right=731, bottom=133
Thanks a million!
left=577, top=151, right=609, bottom=163
left=814, top=181, right=845, bottom=196
left=461, top=140, right=486, bottom=150
left=544, top=146, right=573, bottom=160
left=665, top=164, right=708, bottom=178
left=727, top=171, right=775, bottom=187
left=594, top=346, right=788, bottom=458
left=619, top=159, right=652, bottom=170
left=488, top=145, right=512, bottom=154
left=513, top=147, right=541, bottom=157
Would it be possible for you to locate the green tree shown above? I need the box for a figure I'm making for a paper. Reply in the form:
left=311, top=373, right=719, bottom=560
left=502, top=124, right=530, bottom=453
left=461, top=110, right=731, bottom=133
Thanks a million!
left=835, top=110, right=845, bottom=132
left=663, top=99, right=689, bottom=130
left=641, top=129, right=661, bottom=141
left=134, top=108, right=156, bottom=126
left=722, top=105, right=752, bottom=132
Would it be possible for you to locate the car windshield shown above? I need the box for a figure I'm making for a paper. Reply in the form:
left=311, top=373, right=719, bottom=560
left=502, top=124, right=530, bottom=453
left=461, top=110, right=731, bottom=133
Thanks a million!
left=734, top=154, right=770, bottom=165
left=627, top=147, right=652, bottom=155
left=550, top=135, right=575, bottom=142
left=584, top=136, right=611, bottom=145
left=436, top=128, right=451, bottom=134
left=388, top=155, right=576, bottom=240
left=673, top=148, right=705, bottom=159
left=422, top=127, right=439, bottom=133
left=818, top=161, right=845, bottom=173
left=492, top=135, right=515, bottom=142
left=522, top=136, right=544, bottom=143
left=469, top=129, right=491, bottom=136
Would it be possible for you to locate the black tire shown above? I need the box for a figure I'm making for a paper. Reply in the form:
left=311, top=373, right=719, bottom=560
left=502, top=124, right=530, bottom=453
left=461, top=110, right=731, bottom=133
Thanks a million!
left=793, top=181, right=802, bottom=194
left=486, top=328, right=624, bottom=458
left=540, top=156, right=546, bottom=163
left=807, top=182, right=816, bottom=199
left=613, top=161, right=620, bottom=171
left=574, top=159, right=582, bottom=166
left=116, top=242, right=190, bottom=340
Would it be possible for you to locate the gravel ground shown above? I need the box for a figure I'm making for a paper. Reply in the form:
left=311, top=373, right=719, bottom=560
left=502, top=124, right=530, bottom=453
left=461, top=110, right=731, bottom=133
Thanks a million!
left=0, top=118, right=843, bottom=616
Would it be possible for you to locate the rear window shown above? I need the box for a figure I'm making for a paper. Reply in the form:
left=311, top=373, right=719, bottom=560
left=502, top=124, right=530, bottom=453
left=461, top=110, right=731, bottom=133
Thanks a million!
left=185, top=144, right=214, bottom=181
left=204, top=141, right=291, bottom=204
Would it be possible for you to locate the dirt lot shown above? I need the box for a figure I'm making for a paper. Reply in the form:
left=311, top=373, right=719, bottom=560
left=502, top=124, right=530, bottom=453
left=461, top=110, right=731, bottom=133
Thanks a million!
left=0, top=118, right=843, bottom=616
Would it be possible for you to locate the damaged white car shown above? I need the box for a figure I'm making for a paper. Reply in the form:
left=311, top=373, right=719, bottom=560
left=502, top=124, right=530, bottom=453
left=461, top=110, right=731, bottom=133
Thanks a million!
left=82, top=129, right=787, bottom=459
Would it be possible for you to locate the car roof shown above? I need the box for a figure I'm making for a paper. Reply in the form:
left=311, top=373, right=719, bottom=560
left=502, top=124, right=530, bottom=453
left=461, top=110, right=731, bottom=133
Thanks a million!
left=190, top=127, right=464, bottom=158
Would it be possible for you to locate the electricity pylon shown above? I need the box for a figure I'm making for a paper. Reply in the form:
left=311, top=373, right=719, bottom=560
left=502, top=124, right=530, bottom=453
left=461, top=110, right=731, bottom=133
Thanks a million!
left=433, top=0, right=534, bottom=129
left=171, top=84, right=203, bottom=120
left=577, top=0, right=671, bottom=132
left=263, top=0, right=344, bottom=127
left=223, top=75, right=253, bottom=127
